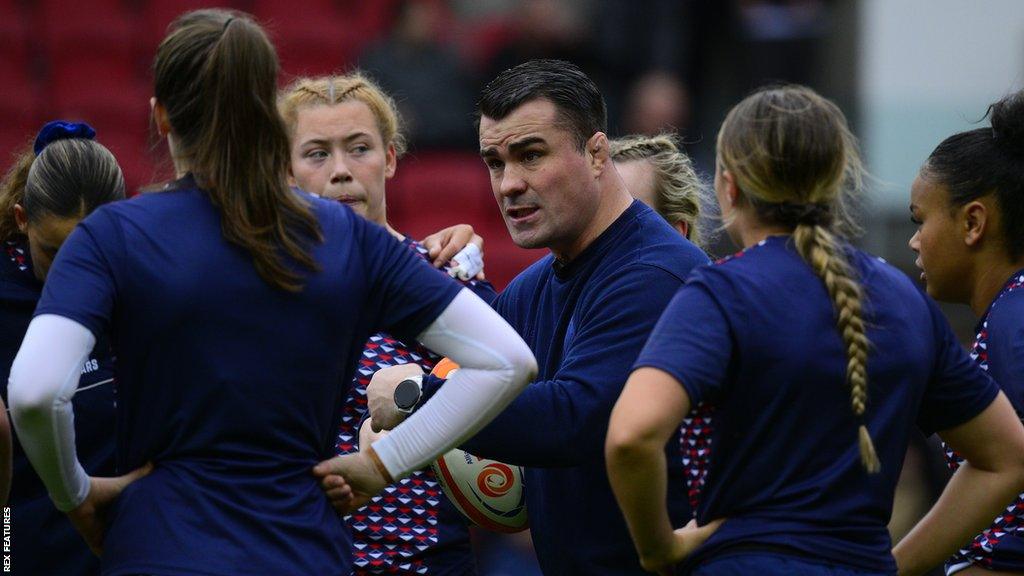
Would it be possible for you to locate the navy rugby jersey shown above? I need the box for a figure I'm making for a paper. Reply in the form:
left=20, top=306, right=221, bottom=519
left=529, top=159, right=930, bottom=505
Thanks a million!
left=35, top=176, right=463, bottom=576
left=944, top=269, right=1024, bottom=574
left=634, top=236, right=999, bottom=573
left=442, top=201, right=708, bottom=575
left=0, top=239, right=116, bottom=576
left=339, top=237, right=495, bottom=576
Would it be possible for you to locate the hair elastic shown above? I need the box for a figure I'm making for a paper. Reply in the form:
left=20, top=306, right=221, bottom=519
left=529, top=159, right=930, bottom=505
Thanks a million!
left=33, top=121, right=96, bottom=156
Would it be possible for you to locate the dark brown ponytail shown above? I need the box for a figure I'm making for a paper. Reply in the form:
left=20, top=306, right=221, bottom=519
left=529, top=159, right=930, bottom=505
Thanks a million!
left=154, top=9, right=322, bottom=292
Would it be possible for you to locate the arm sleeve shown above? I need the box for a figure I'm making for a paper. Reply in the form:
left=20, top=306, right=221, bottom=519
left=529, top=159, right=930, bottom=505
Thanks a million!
left=985, top=291, right=1024, bottom=415
left=460, top=265, right=687, bottom=467
left=918, top=297, right=1000, bottom=436
left=370, top=290, right=537, bottom=479
left=632, top=283, right=734, bottom=407
left=8, top=315, right=96, bottom=511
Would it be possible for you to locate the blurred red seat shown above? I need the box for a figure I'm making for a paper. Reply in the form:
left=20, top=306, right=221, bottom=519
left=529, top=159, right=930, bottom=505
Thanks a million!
left=252, top=0, right=356, bottom=79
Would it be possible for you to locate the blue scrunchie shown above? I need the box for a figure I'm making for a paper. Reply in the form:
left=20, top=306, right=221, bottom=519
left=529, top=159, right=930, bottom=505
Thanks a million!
left=33, top=121, right=97, bottom=155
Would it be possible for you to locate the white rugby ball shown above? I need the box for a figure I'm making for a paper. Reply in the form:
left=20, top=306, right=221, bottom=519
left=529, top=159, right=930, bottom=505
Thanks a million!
left=430, top=449, right=528, bottom=533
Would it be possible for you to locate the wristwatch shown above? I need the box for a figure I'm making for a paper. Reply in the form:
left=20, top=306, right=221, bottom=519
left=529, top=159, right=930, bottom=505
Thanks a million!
left=394, top=373, right=424, bottom=414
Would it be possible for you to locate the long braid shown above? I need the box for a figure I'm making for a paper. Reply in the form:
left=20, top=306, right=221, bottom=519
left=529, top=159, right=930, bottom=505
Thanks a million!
left=792, top=222, right=879, bottom=473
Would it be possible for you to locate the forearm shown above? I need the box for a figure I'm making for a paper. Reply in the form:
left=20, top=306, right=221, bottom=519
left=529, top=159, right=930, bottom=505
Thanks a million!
left=607, top=435, right=676, bottom=566
left=459, top=382, right=607, bottom=466
left=371, top=290, right=537, bottom=479
left=9, top=315, right=95, bottom=511
left=894, top=462, right=1024, bottom=576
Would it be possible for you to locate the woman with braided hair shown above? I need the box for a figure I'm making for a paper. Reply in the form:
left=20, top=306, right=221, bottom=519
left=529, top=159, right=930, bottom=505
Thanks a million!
left=904, top=89, right=1024, bottom=576
left=606, top=84, right=1024, bottom=576
left=611, top=133, right=706, bottom=247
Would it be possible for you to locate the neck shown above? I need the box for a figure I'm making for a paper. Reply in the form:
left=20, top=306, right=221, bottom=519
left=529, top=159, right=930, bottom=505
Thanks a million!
left=383, top=222, right=404, bottom=242
left=550, top=185, right=633, bottom=262
left=734, top=214, right=792, bottom=249
left=968, top=257, right=1024, bottom=317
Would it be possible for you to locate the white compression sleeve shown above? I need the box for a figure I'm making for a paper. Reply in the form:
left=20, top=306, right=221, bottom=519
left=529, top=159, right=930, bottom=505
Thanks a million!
left=372, top=289, right=536, bottom=478
left=9, top=314, right=95, bottom=511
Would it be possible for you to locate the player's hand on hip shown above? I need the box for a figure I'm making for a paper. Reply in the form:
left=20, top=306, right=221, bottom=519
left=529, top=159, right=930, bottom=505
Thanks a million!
left=421, top=224, right=483, bottom=269
left=640, top=518, right=725, bottom=575
left=313, top=452, right=388, bottom=516
left=68, top=462, right=154, bottom=557
left=367, top=363, right=424, bottom=431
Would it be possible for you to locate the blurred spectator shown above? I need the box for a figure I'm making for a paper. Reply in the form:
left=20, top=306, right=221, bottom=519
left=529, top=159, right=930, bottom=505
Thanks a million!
left=623, top=72, right=691, bottom=136
left=360, top=0, right=477, bottom=149
left=483, top=0, right=601, bottom=96
left=736, top=0, right=829, bottom=87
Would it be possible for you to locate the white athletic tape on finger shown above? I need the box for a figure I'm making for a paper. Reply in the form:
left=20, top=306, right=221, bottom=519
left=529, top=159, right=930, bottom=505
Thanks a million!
left=448, top=244, right=484, bottom=281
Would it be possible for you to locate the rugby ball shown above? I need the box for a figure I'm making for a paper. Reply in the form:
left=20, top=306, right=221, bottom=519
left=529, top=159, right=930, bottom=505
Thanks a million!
left=428, top=358, right=528, bottom=532
left=430, top=449, right=528, bottom=533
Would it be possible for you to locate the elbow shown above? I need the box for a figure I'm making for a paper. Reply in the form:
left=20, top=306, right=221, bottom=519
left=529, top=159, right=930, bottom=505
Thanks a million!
left=8, top=371, right=56, bottom=433
left=605, top=423, right=655, bottom=469
left=507, top=341, right=538, bottom=392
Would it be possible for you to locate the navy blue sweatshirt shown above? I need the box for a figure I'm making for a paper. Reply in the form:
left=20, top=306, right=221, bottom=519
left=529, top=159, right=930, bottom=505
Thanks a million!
left=428, top=201, right=708, bottom=575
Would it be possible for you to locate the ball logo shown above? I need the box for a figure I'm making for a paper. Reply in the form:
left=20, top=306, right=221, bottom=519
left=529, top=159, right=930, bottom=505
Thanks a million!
left=476, top=463, right=515, bottom=498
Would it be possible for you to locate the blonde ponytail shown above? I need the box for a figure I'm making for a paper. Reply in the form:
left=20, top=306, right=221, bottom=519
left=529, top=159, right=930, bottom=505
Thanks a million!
left=792, top=223, right=878, bottom=473
left=718, top=85, right=878, bottom=473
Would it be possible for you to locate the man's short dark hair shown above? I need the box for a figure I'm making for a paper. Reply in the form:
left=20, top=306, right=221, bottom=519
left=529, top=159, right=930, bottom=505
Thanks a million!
left=477, top=59, right=607, bottom=151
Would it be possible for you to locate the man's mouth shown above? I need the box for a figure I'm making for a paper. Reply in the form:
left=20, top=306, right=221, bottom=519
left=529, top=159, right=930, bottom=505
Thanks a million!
left=505, top=206, right=539, bottom=223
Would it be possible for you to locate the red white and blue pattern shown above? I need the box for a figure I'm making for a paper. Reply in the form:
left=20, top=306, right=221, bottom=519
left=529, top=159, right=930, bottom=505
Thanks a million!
left=679, top=403, right=715, bottom=512
left=944, top=272, right=1024, bottom=574
left=338, top=239, right=468, bottom=575
left=5, top=240, right=30, bottom=273
left=675, top=242, right=770, bottom=514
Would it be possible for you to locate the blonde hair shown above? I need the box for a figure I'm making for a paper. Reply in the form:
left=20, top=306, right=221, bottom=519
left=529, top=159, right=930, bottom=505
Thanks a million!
left=717, top=85, right=878, bottom=473
left=279, top=72, right=406, bottom=156
left=611, top=134, right=705, bottom=248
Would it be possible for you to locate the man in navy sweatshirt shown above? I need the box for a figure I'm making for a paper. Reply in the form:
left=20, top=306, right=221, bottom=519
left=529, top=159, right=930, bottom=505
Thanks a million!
left=362, top=60, right=709, bottom=575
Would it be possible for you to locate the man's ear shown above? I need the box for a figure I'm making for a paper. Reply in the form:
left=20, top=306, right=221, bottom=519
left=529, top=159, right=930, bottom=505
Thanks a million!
left=587, top=132, right=610, bottom=177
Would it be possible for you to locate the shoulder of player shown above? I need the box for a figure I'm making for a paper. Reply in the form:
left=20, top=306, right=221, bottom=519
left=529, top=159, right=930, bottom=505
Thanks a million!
left=987, top=285, right=1024, bottom=336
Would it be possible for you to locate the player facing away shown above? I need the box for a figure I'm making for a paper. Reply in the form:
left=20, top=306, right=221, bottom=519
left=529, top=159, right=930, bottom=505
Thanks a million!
left=906, top=89, right=1024, bottom=576
left=8, top=9, right=535, bottom=576
left=606, top=84, right=1024, bottom=576
left=359, top=59, right=709, bottom=575
left=0, top=121, right=124, bottom=576
left=279, top=72, right=495, bottom=575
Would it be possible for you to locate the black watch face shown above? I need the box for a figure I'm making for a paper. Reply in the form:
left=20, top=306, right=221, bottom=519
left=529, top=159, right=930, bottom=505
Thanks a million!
left=394, top=380, right=421, bottom=409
